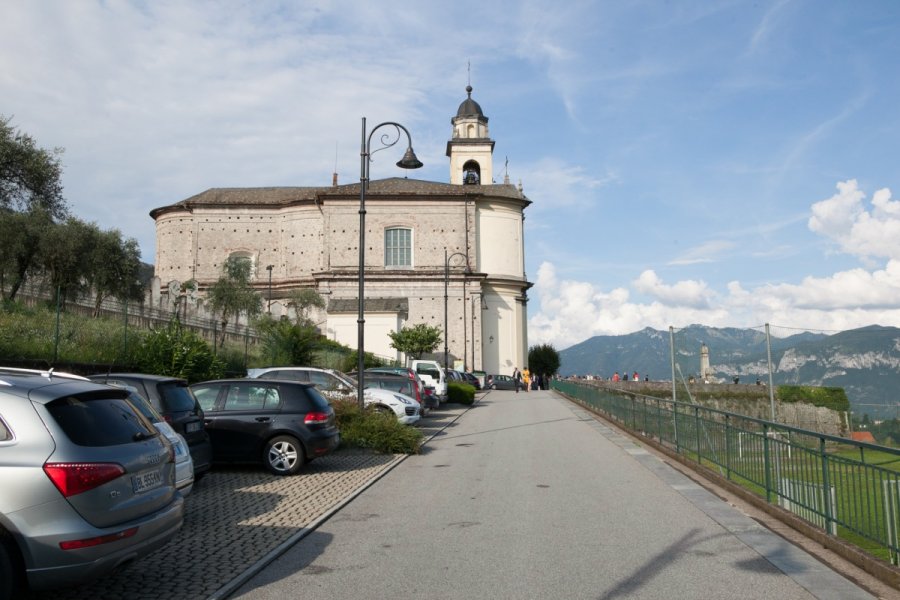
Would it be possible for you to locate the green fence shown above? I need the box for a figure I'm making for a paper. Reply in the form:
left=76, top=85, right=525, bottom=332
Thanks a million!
left=552, top=379, right=900, bottom=564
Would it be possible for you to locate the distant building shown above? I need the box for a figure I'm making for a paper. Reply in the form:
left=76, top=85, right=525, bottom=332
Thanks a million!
left=149, top=86, right=531, bottom=375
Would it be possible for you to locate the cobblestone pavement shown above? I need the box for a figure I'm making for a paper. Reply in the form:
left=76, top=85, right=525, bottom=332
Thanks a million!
left=32, top=402, right=472, bottom=600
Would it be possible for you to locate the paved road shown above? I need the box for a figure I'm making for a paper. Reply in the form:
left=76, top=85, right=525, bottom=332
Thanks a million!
left=233, top=389, right=878, bottom=600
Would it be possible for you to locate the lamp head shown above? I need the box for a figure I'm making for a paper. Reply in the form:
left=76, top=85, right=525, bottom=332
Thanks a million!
left=396, top=147, right=424, bottom=170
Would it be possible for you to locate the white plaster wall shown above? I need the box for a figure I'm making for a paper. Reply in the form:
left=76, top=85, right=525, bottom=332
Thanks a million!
left=476, top=202, right=523, bottom=279
left=326, top=312, right=402, bottom=362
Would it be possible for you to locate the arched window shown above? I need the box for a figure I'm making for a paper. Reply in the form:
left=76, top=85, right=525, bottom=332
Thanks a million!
left=385, top=228, right=412, bottom=267
left=227, top=251, right=257, bottom=278
left=462, top=160, right=481, bottom=185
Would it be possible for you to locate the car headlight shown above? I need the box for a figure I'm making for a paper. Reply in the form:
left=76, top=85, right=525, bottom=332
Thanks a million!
left=393, top=394, right=412, bottom=405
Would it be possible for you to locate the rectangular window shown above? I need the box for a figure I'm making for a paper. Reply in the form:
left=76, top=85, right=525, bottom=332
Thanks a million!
left=385, top=228, right=412, bottom=267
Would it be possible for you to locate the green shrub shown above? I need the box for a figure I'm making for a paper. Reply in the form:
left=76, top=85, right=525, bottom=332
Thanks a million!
left=332, top=398, right=422, bottom=454
left=340, top=350, right=387, bottom=373
left=217, top=344, right=251, bottom=377
left=777, top=385, right=850, bottom=411
left=447, top=381, right=475, bottom=405
left=135, top=320, right=225, bottom=383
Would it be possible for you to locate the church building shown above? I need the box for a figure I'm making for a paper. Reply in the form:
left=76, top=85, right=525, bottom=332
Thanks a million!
left=150, top=87, right=532, bottom=375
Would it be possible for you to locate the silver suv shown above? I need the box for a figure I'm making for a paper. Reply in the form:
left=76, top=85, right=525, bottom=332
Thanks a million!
left=0, top=369, right=184, bottom=598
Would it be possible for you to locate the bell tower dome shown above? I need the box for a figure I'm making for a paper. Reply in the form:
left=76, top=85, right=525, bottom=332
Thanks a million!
left=446, top=85, right=495, bottom=185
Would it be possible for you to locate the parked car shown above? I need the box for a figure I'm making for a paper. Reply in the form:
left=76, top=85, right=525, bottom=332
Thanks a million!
left=366, top=366, right=435, bottom=410
left=410, top=360, right=447, bottom=402
left=120, top=390, right=194, bottom=496
left=486, top=374, right=518, bottom=390
left=87, top=373, right=213, bottom=479
left=446, top=369, right=464, bottom=383
left=348, top=372, right=427, bottom=418
left=189, top=379, right=340, bottom=475
left=458, top=371, right=482, bottom=390
left=471, top=370, right=487, bottom=388
left=0, top=368, right=184, bottom=598
left=247, top=367, right=421, bottom=424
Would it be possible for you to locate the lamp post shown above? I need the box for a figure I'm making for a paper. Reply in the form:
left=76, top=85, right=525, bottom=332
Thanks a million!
left=444, top=249, right=470, bottom=372
left=358, top=118, right=423, bottom=409
left=265, top=265, right=274, bottom=314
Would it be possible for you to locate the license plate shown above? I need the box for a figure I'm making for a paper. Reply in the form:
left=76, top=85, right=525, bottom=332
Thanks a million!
left=132, top=469, right=163, bottom=494
left=185, top=421, right=202, bottom=433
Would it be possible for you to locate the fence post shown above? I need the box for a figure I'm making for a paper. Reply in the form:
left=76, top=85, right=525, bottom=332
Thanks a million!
left=820, top=436, right=835, bottom=536
left=763, top=422, right=773, bottom=503
left=673, top=401, right=680, bottom=454
left=725, top=414, right=732, bottom=481
left=123, top=297, right=128, bottom=362
left=656, top=397, right=662, bottom=443
left=53, top=285, right=61, bottom=364
left=694, top=405, right=702, bottom=465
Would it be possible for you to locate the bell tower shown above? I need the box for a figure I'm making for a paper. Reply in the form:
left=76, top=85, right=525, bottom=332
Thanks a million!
left=446, top=85, right=495, bottom=185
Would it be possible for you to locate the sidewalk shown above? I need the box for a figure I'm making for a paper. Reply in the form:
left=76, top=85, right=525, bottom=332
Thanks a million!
left=232, top=389, right=885, bottom=600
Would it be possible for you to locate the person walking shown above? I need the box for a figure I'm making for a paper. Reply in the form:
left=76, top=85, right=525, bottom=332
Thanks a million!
left=513, top=367, right=522, bottom=393
left=522, top=367, right=531, bottom=392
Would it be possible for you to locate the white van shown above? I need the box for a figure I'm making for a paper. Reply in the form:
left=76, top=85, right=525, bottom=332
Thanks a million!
left=410, top=359, right=447, bottom=402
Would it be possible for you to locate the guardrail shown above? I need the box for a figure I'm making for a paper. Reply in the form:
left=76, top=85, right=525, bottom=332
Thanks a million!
left=552, top=379, right=900, bottom=565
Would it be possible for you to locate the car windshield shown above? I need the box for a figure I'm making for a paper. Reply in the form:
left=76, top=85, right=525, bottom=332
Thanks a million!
left=126, top=391, right=163, bottom=422
left=47, top=391, right=157, bottom=446
left=332, top=371, right=358, bottom=388
left=158, top=381, right=199, bottom=412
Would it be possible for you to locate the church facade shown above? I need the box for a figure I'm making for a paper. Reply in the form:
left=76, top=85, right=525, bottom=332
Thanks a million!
left=150, top=87, right=531, bottom=375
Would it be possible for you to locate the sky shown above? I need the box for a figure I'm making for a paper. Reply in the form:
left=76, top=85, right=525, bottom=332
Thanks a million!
left=2, top=1, right=900, bottom=351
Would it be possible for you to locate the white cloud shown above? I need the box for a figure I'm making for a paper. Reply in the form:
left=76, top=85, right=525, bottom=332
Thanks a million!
left=632, top=271, right=714, bottom=308
left=668, top=240, right=736, bottom=265
left=521, top=157, right=619, bottom=212
left=809, top=180, right=900, bottom=261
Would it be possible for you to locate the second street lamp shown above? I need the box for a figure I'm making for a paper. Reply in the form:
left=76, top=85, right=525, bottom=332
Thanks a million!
left=444, top=249, right=470, bottom=372
left=358, top=118, right=423, bottom=410
left=266, top=264, right=274, bottom=314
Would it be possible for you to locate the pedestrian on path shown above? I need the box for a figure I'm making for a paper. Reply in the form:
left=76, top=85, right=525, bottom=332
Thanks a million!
left=513, top=367, right=522, bottom=393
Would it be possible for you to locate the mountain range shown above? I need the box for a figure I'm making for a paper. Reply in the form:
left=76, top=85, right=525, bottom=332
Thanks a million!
left=558, top=324, right=900, bottom=420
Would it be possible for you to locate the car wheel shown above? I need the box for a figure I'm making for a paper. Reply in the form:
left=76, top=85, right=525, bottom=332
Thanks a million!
left=373, top=405, right=394, bottom=417
left=0, top=532, right=24, bottom=600
left=491, top=384, right=497, bottom=390
left=264, top=435, right=305, bottom=476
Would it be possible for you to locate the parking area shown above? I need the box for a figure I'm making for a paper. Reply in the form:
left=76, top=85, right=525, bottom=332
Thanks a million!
left=32, top=402, right=474, bottom=600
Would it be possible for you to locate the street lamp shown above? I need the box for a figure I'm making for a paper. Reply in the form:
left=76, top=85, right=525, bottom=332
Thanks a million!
left=358, top=118, right=423, bottom=409
left=265, top=265, right=274, bottom=314
left=444, top=249, right=470, bottom=372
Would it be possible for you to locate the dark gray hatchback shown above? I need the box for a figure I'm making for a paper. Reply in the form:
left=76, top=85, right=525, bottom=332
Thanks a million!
left=88, top=374, right=213, bottom=479
left=190, top=379, right=340, bottom=476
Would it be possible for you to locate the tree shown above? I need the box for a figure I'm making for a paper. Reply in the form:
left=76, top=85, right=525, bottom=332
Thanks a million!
left=206, top=256, right=263, bottom=347
left=0, top=117, right=69, bottom=300
left=88, top=230, right=144, bottom=315
left=0, top=207, right=53, bottom=301
left=287, top=288, right=325, bottom=326
left=38, top=217, right=99, bottom=308
left=388, top=323, right=442, bottom=360
left=0, top=117, right=68, bottom=218
left=254, top=314, right=320, bottom=366
left=528, top=343, right=561, bottom=381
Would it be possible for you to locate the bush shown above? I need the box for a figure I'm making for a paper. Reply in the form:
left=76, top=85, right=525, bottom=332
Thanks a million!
left=135, top=320, right=225, bottom=383
left=340, top=350, right=387, bottom=373
left=332, top=399, right=422, bottom=454
left=447, top=381, right=475, bottom=405
left=777, top=385, right=850, bottom=411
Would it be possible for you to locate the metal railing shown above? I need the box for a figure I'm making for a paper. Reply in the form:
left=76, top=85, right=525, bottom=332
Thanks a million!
left=552, top=379, right=900, bottom=565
